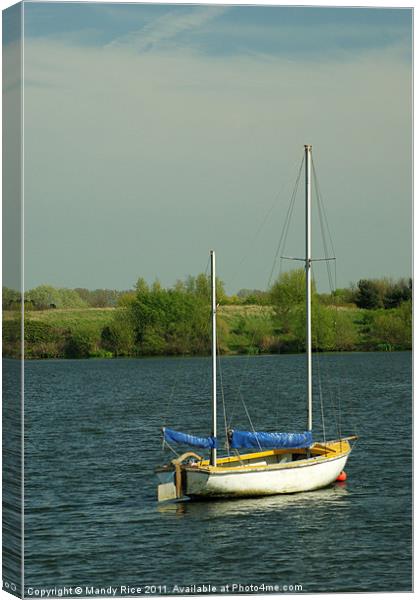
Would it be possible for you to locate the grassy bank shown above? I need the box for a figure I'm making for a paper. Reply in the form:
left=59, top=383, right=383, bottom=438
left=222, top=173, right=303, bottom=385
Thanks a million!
left=3, top=302, right=412, bottom=359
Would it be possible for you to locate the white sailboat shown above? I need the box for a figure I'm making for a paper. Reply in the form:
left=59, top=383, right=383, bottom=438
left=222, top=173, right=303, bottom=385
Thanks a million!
left=156, top=144, right=357, bottom=501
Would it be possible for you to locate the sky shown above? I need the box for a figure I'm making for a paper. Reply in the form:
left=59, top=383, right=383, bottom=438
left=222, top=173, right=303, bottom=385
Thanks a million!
left=4, top=1, right=413, bottom=293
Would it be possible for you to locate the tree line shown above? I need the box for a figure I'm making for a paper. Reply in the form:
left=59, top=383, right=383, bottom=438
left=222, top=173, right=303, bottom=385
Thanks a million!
left=2, top=272, right=411, bottom=358
left=2, top=276, right=411, bottom=311
left=2, top=285, right=130, bottom=310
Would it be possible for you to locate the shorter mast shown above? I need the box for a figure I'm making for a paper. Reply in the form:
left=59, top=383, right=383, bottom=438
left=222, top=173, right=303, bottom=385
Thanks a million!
left=210, top=250, right=217, bottom=466
left=305, top=144, right=312, bottom=433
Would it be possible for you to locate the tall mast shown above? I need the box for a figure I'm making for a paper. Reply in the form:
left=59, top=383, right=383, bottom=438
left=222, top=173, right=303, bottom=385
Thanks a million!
left=210, top=250, right=217, bottom=466
left=305, top=145, right=312, bottom=433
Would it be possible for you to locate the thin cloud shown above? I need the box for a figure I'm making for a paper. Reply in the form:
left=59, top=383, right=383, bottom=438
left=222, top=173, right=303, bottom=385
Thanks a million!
left=105, top=5, right=229, bottom=53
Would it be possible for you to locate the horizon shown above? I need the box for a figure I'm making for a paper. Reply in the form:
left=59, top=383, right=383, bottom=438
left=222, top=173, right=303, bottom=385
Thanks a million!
left=6, top=268, right=413, bottom=297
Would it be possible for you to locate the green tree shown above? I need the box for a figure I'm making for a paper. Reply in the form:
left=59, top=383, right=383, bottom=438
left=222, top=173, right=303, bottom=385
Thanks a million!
left=65, top=326, right=99, bottom=358
left=359, top=300, right=411, bottom=350
left=26, top=285, right=87, bottom=309
left=270, top=269, right=314, bottom=333
left=59, top=288, right=88, bottom=308
left=237, top=289, right=270, bottom=305
left=101, top=308, right=136, bottom=356
left=185, top=273, right=227, bottom=303
left=127, top=283, right=210, bottom=356
left=383, top=278, right=412, bottom=309
left=26, top=285, right=60, bottom=309
left=135, top=277, right=149, bottom=295
left=2, top=287, right=21, bottom=310
left=355, top=279, right=381, bottom=309
left=334, top=310, right=359, bottom=350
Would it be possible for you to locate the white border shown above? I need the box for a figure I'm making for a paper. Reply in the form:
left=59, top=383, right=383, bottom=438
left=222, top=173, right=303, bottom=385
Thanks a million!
left=0, top=2, right=414, bottom=600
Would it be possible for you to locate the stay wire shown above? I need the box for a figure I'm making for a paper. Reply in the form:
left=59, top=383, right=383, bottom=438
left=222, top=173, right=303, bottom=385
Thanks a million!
left=311, top=160, right=345, bottom=439
left=267, top=155, right=304, bottom=288
left=229, top=156, right=304, bottom=434
left=239, top=390, right=263, bottom=451
left=162, top=436, right=180, bottom=458
left=312, top=158, right=338, bottom=263
left=313, top=179, right=341, bottom=437
left=204, top=255, right=211, bottom=277
left=161, top=256, right=212, bottom=435
left=312, top=159, right=334, bottom=292
left=229, top=154, right=304, bottom=290
left=314, top=339, right=327, bottom=446
left=228, top=154, right=305, bottom=435
left=226, top=311, right=267, bottom=443
left=316, top=159, right=355, bottom=437
left=311, top=261, right=337, bottom=442
left=217, top=336, right=230, bottom=455
left=312, top=160, right=341, bottom=438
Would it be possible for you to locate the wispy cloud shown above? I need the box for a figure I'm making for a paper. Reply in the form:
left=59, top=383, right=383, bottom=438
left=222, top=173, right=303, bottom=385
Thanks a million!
left=105, top=5, right=229, bottom=53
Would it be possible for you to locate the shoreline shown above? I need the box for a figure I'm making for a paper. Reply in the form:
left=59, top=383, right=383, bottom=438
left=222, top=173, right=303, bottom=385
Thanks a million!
left=3, top=348, right=412, bottom=361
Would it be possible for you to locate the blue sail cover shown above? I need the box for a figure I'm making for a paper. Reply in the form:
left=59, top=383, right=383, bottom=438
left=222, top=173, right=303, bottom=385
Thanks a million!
left=230, top=430, right=312, bottom=449
left=163, top=427, right=218, bottom=449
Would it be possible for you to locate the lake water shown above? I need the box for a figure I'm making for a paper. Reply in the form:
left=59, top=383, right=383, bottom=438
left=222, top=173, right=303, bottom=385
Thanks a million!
left=21, top=352, right=411, bottom=594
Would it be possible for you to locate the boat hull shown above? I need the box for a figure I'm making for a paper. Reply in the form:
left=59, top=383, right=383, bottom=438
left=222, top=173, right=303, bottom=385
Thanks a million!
left=156, top=440, right=354, bottom=501
left=185, top=454, right=349, bottom=498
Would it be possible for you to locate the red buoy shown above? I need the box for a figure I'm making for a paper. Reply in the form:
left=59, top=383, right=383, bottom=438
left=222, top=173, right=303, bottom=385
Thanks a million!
left=336, top=471, right=347, bottom=482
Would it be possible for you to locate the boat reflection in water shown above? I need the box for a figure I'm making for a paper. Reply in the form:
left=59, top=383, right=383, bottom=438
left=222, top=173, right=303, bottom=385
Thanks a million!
left=157, top=481, right=348, bottom=518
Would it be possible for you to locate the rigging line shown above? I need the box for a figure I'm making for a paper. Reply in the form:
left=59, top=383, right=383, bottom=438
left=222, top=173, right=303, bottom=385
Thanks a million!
left=311, top=262, right=340, bottom=440
left=229, top=156, right=303, bottom=439
left=162, top=256, right=212, bottom=428
left=331, top=269, right=343, bottom=440
left=229, top=154, right=304, bottom=289
left=239, top=389, right=263, bottom=451
left=317, top=347, right=340, bottom=440
left=227, top=341, right=256, bottom=429
left=312, top=157, right=338, bottom=274
left=311, top=157, right=337, bottom=256
left=314, top=344, right=327, bottom=446
left=267, top=155, right=304, bottom=289
left=217, top=337, right=230, bottom=455
left=319, top=350, right=341, bottom=440
left=312, top=159, right=335, bottom=296
left=228, top=297, right=273, bottom=428
left=312, top=158, right=357, bottom=438
left=227, top=304, right=273, bottom=430
left=226, top=312, right=270, bottom=447
left=277, top=177, right=300, bottom=283
left=316, top=192, right=334, bottom=292
left=162, top=436, right=180, bottom=458
left=311, top=160, right=342, bottom=438
left=312, top=164, right=334, bottom=292
left=226, top=333, right=263, bottom=431
left=229, top=156, right=304, bottom=435
left=331, top=256, right=348, bottom=438
left=204, top=254, right=211, bottom=277
left=330, top=253, right=346, bottom=439
left=310, top=263, right=327, bottom=445
left=313, top=173, right=348, bottom=439
left=274, top=376, right=283, bottom=431
left=162, top=361, right=183, bottom=428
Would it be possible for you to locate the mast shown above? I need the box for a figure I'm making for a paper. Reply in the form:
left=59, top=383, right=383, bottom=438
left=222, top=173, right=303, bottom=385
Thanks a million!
left=305, top=145, right=312, bottom=432
left=210, top=250, right=217, bottom=466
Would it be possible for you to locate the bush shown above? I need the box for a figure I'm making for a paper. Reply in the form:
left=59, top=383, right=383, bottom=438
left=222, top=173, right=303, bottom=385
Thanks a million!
left=26, top=285, right=87, bottom=310
left=23, top=320, right=67, bottom=358
left=360, top=301, right=411, bottom=350
left=101, top=309, right=136, bottom=356
left=129, top=285, right=210, bottom=356
left=64, top=327, right=100, bottom=358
